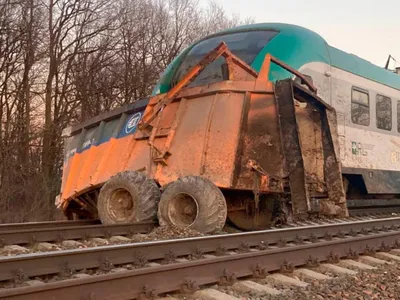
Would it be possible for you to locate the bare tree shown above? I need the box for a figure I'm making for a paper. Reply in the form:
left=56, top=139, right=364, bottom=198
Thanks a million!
left=0, top=0, right=47, bottom=222
left=72, top=32, right=120, bottom=120
left=0, top=0, right=253, bottom=223
left=42, top=0, right=116, bottom=216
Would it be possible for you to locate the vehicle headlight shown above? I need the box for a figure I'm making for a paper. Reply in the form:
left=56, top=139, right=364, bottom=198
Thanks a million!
left=54, top=195, right=62, bottom=208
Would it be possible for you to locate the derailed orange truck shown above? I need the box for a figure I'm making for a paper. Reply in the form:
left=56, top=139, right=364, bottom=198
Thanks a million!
left=56, top=26, right=348, bottom=233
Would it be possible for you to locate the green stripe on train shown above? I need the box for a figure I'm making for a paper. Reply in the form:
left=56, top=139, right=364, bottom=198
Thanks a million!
left=152, top=22, right=400, bottom=96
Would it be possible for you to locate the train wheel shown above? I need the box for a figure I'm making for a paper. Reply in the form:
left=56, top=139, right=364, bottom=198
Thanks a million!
left=157, top=176, right=227, bottom=233
left=227, top=197, right=274, bottom=231
left=97, top=171, right=160, bottom=224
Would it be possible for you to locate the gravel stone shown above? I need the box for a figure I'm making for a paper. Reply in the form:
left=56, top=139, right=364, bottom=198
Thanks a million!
left=130, top=225, right=204, bottom=243
left=71, top=273, right=91, bottom=279
left=32, top=242, right=61, bottom=252
left=85, top=237, right=109, bottom=247
left=110, top=267, right=128, bottom=273
left=0, top=245, right=29, bottom=256
left=22, top=280, right=45, bottom=287
left=109, top=236, right=131, bottom=244
left=60, top=240, right=85, bottom=249
left=255, top=262, right=400, bottom=300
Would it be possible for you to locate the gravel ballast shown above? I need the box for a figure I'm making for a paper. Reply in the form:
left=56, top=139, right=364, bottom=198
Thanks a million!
left=217, top=261, right=400, bottom=300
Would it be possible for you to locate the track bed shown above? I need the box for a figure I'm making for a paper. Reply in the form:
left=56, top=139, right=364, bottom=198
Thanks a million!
left=1, top=215, right=400, bottom=299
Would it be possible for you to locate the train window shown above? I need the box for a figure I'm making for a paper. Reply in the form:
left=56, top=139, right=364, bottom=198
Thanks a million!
left=376, top=94, right=392, bottom=131
left=351, top=87, right=370, bottom=126
left=171, top=30, right=279, bottom=88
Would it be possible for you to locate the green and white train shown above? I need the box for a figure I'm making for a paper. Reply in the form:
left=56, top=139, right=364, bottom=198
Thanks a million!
left=152, top=22, right=400, bottom=199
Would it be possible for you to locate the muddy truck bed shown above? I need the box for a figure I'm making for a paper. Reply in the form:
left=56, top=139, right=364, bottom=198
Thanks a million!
left=56, top=42, right=347, bottom=233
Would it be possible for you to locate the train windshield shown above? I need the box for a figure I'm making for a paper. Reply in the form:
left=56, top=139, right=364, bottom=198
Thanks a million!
left=171, top=30, right=279, bottom=88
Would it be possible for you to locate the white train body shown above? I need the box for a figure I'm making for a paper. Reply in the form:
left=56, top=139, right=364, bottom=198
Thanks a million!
left=300, top=60, right=400, bottom=195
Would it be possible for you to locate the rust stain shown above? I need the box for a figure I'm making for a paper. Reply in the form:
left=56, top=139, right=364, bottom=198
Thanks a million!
left=391, top=139, right=400, bottom=149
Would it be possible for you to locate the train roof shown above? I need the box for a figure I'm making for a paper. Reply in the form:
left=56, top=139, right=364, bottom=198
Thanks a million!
left=152, top=23, right=400, bottom=95
left=328, top=45, right=400, bottom=91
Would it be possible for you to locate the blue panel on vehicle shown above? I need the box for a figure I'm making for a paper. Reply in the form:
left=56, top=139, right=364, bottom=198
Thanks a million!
left=81, top=127, right=97, bottom=151
left=64, top=134, right=80, bottom=160
left=118, top=110, right=145, bottom=138
left=98, top=118, right=119, bottom=145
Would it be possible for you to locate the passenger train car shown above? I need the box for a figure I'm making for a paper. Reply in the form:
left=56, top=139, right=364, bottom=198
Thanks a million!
left=151, top=22, right=400, bottom=199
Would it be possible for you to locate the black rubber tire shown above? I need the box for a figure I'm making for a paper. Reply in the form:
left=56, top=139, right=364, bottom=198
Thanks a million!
left=157, top=176, right=227, bottom=233
left=97, top=171, right=160, bottom=225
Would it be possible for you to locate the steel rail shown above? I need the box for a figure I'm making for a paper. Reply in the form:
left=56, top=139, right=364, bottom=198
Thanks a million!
left=0, top=216, right=399, bottom=283
left=0, top=221, right=155, bottom=246
left=349, top=206, right=400, bottom=216
left=1, top=225, right=400, bottom=299
left=0, top=220, right=100, bottom=233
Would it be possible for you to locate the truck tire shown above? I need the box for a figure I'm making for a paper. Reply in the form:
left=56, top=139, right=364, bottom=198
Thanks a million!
left=97, top=171, right=160, bottom=224
left=157, top=176, right=227, bottom=233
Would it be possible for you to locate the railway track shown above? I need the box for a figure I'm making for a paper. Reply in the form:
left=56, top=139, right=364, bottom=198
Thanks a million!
left=0, top=220, right=155, bottom=247
left=0, top=206, right=396, bottom=248
left=347, top=198, right=400, bottom=217
left=1, top=216, right=400, bottom=299
left=0, top=219, right=100, bottom=233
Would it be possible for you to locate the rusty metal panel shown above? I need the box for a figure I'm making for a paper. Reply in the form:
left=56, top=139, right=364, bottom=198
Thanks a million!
left=295, top=104, right=325, bottom=194
left=124, top=140, right=153, bottom=175
left=154, top=92, right=243, bottom=187
left=320, top=108, right=348, bottom=217
left=156, top=101, right=181, bottom=130
left=200, top=92, right=244, bottom=187
left=291, top=81, right=347, bottom=217
left=234, top=92, right=285, bottom=192
left=154, top=94, right=215, bottom=185
left=275, top=79, right=310, bottom=216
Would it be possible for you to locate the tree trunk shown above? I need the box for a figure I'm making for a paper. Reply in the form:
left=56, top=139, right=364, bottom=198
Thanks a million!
left=42, top=0, right=56, bottom=217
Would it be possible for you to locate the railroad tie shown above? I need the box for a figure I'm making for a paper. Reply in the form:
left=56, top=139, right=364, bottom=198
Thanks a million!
left=318, top=263, right=358, bottom=275
left=263, top=273, right=309, bottom=287
left=192, top=289, right=241, bottom=300
left=389, top=248, right=400, bottom=255
left=293, top=268, right=332, bottom=280
left=231, top=280, right=281, bottom=295
left=358, top=255, right=392, bottom=266
left=338, top=259, right=377, bottom=270
left=376, top=252, right=400, bottom=262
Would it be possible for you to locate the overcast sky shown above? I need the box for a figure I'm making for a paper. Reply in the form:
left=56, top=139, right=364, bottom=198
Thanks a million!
left=204, top=0, right=399, bottom=69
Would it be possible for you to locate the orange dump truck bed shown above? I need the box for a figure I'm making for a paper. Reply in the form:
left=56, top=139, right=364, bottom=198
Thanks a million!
left=57, top=42, right=347, bottom=232
left=57, top=99, right=149, bottom=210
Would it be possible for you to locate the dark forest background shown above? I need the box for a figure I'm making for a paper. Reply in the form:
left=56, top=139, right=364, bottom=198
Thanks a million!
left=0, top=0, right=253, bottom=223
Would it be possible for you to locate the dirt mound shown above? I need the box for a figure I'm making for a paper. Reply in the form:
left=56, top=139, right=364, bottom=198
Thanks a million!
left=131, top=225, right=206, bottom=242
